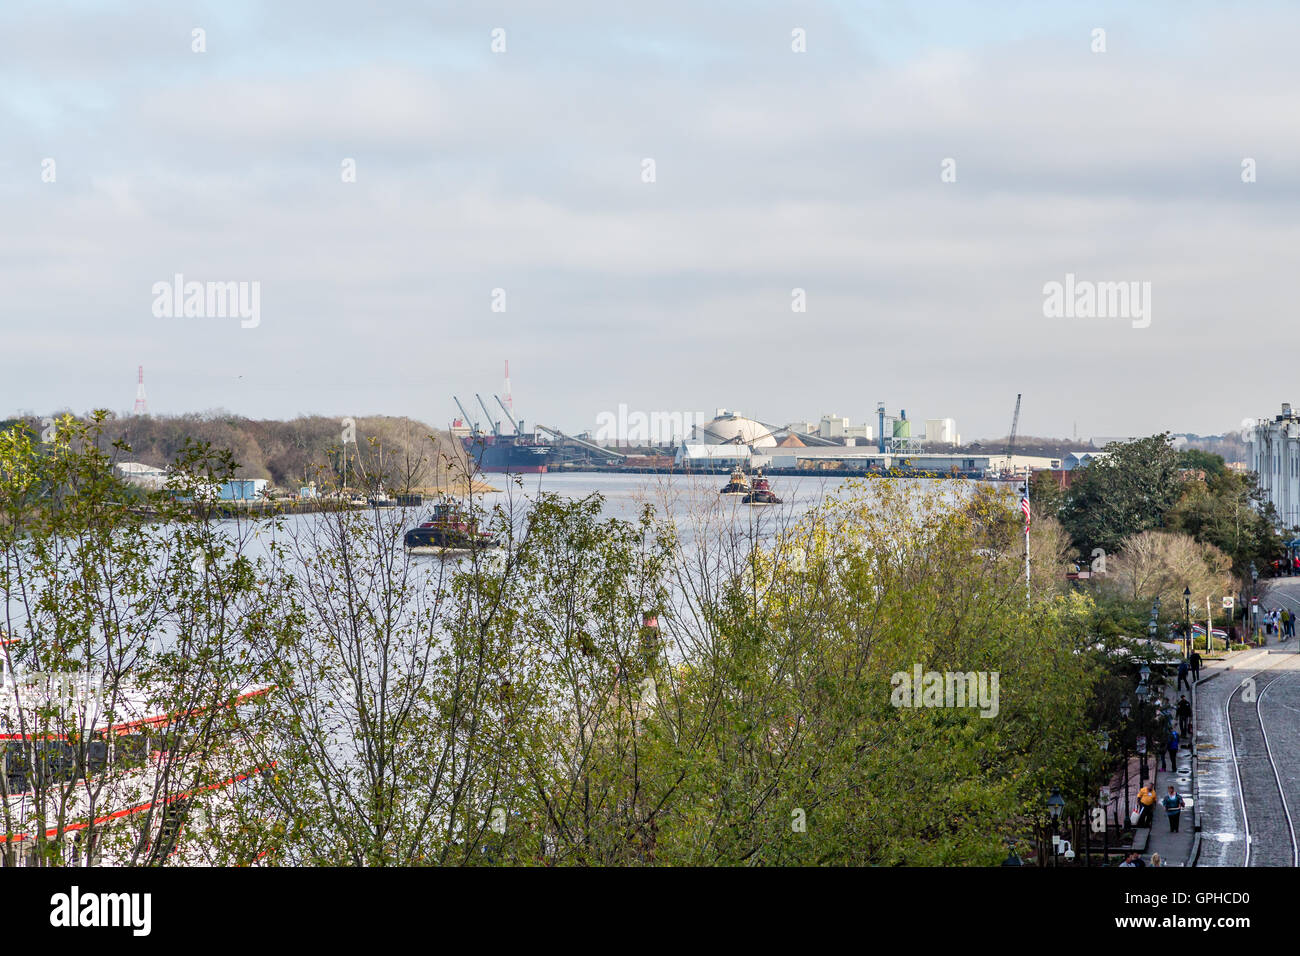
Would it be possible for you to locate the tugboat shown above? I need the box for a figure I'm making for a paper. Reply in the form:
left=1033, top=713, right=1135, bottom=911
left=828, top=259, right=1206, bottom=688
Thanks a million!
left=404, top=503, right=500, bottom=555
left=741, top=470, right=782, bottom=505
left=720, top=467, right=751, bottom=495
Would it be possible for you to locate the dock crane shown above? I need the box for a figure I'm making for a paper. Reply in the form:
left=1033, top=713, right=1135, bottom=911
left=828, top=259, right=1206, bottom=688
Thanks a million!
left=1004, top=393, right=1022, bottom=459
left=494, top=394, right=521, bottom=435
left=453, top=396, right=480, bottom=436
left=475, top=394, right=500, bottom=438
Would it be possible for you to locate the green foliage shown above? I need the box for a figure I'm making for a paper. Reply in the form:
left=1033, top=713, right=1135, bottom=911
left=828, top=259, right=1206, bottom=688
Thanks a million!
left=1176, top=448, right=1227, bottom=480
left=1165, top=466, right=1282, bottom=576
left=1060, top=435, right=1183, bottom=555
left=1, top=433, right=1115, bottom=867
left=1029, top=470, right=1065, bottom=520
left=0, top=414, right=275, bottom=866
left=1061, top=435, right=1281, bottom=580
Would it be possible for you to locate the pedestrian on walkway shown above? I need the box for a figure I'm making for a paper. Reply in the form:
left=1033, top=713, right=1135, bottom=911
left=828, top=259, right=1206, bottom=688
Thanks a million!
left=1162, top=786, right=1186, bottom=832
left=1177, top=658, right=1191, bottom=692
left=1190, top=649, right=1202, bottom=682
left=1177, top=695, right=1192, bottom=735
left=1150, top=852, right=1163, bottom=867
left=1137, top=783, right=1157, bottom=828
left=1167, top=729, right=1179, bottom=771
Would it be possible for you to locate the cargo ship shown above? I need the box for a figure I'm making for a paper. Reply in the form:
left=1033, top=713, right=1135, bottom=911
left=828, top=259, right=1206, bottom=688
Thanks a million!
left=463, top=433, right=555, bottom=474
left=454, top=391, right=559, bottom=474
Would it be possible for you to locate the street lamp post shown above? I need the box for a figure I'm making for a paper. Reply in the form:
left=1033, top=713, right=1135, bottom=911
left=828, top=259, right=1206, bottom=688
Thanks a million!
left=1184, top=586, right=1192, bottom=657
left=1047, top=788, right=1066, bottom=866
left=1100, top=784, right=1111, bottom=861
left=1120, top=698, right=1132, bottom=829
left=1136, top=666, right=1152, bottom=786
left=1250, top=561, right=1259, bottom=642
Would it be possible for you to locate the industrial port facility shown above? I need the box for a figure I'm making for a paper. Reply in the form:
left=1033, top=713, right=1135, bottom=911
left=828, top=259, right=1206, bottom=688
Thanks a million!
left=451, top=386, right=1065, bottom=479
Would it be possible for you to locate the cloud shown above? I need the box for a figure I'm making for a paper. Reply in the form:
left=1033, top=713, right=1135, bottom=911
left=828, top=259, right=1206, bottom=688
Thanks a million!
left=1, top=1, right=1297, bottom=438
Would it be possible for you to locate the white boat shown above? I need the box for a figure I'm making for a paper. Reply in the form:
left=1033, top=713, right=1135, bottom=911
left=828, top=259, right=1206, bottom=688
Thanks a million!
left=1, top=674, right=273, bottom=867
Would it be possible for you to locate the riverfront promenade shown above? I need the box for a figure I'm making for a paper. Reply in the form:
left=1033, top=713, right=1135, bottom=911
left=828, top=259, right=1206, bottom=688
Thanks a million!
left=1192, top=583, right=1300, bottom=868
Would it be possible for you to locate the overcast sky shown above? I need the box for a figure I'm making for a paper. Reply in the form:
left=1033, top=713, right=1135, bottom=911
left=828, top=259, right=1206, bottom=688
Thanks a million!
left=2, top=1, right=1296, bottom=440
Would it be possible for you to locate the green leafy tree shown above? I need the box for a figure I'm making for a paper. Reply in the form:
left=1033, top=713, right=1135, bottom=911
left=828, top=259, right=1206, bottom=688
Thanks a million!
left=0, top=414, right=274, bottom=866
left=1029, top=470, right=1065, bottom=520
left=1176, top=448, right=1227, bottom=480
left=1060, top=435, right=1184, bottom=555
left=1166, top=466, right=1282, bottom=576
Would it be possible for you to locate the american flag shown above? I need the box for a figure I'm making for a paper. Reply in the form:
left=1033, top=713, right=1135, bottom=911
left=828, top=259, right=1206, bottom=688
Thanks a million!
left=1020, top=493, right=1031, bottom=532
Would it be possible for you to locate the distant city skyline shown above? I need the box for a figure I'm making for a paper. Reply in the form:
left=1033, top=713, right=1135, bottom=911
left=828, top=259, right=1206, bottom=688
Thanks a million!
left=4, top=2, right=1298, bottom=438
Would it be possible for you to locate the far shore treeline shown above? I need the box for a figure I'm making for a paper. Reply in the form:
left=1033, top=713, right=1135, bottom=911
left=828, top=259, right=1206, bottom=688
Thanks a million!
left=0, top=411, right=467, bottom=493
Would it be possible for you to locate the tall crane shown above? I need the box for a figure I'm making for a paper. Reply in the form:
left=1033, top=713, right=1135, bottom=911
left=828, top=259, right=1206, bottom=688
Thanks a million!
left=495, top=394, right=520, bottom=435
left=453, top=396, right=479, bottom=436
left=475, top=394, right=500, bottom=437
left=1004, top=393, right=1022, bottom=459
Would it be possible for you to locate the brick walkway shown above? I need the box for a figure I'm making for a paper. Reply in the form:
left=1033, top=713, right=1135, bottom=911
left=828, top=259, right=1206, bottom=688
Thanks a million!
left=1140, top=761, right=1195, bottom=865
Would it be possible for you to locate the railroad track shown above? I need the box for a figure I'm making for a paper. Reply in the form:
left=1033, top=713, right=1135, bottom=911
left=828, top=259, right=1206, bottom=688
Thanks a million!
left=1226, top=660, right=1299, bottom=867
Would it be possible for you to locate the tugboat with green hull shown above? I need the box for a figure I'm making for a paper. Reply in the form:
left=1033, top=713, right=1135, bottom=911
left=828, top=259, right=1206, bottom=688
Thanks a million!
left=741, top=470, right=782, bottom=505
left=404, top=503, right=500, bottom=556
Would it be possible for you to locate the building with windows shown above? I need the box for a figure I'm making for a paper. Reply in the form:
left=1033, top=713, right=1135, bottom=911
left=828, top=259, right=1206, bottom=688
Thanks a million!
left=1249, top=403, right=1300, bottom=528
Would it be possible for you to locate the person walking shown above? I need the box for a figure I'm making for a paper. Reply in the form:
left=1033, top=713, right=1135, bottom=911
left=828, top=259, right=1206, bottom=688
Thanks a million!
left=1177, top=658, right=1191, bottom=692
left=1177, top=695, right=1192, bottom=736
left=1189, top=649, right=1202, bottom=682
left=1166, top=729, right=1180, bottom=772
left=1137, top=783, right=1157, bottom=829
left=1162, top=785, right=1186, bottom=832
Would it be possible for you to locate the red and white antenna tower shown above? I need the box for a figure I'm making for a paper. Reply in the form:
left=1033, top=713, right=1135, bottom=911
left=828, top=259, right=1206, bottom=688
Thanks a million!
left=133, top=365, right=148, bottom=416
left=504, top=359, right=512, bottom=413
